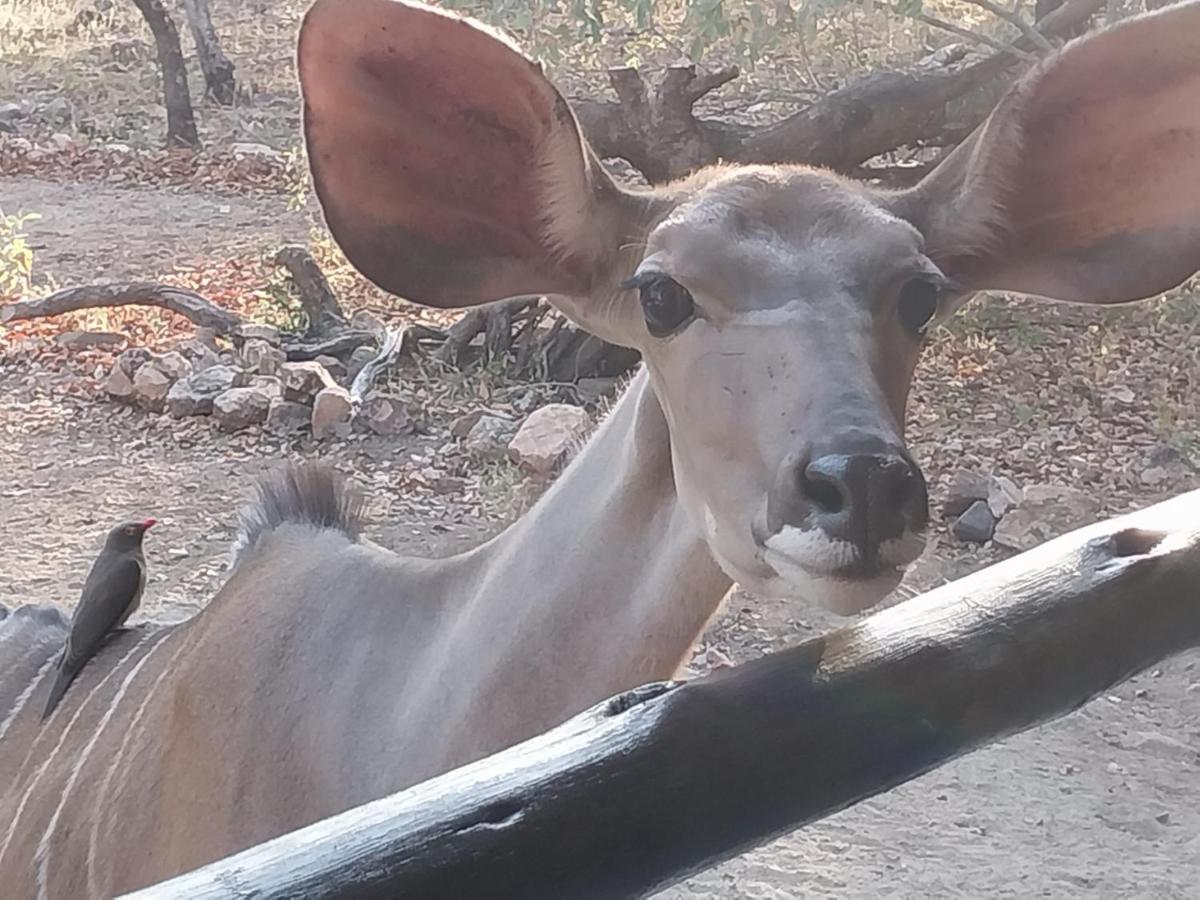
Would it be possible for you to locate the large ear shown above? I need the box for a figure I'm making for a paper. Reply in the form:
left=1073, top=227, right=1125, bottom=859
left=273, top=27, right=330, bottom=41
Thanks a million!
left=298, top=0, right=632, bottom=308
left=894, top=1, right=1200, bottom=304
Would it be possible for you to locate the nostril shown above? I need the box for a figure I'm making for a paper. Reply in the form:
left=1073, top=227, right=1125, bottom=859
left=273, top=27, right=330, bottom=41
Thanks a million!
left=800, top=463, right=847, bottom=515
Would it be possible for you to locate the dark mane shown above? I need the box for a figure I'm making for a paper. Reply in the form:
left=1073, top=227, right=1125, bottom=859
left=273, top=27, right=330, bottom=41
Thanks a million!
left=229, top=463, right=367, bottom=569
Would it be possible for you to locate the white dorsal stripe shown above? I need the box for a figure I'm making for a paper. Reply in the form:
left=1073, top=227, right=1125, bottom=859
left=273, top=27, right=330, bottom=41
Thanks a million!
left=36, top=631, right=173, bottom=900
left=0, top=656, right=57, bottom=745
left=0, top=631, right=160, bottom=874
left=86, top=637, right=187, bottom=898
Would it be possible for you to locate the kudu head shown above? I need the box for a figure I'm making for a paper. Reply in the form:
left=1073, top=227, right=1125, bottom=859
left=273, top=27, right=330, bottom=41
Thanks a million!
left=298, top=0, right=1200, bottom=614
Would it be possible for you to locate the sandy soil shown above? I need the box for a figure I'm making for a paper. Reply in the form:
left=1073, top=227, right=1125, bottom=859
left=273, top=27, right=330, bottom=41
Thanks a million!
left=1, top=174, right=1198, bottom=897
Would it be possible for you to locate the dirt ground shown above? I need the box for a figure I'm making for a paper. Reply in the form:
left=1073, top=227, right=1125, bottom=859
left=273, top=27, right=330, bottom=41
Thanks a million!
left=2, top=171, right=1199, bottom=898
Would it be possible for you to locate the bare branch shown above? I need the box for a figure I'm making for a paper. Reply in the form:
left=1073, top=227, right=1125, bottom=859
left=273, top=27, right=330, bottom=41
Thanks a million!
left=1, top=282, right=243, bottom=334
left=963, top=0, right=1057, bottom=51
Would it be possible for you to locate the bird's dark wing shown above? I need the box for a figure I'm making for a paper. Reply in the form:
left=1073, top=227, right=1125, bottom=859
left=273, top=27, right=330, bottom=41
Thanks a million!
left=63, top=556, right=144, bottom=669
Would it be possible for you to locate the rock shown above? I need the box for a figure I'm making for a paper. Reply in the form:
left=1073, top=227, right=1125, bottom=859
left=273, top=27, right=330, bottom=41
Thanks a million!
left=154, top=351, right=192, bottom=380
left=229, top=141, right=283, bottom=162
left=314, top=354, right=347, bottom=381
left=350, top=309, right=384, bottom=333
left=266, top=398, right=311, bottom=435
left=1146, top=442, right=1184, bottom=468
left=48, top=132, right=74, bottom=151
left=952, top=501, right=996, bottom=543
left=3, top=136, right=33, bottom=153
left=942, top=470, right=1022, bottom=519
left=0, top=102, right=23, bottom=123
left=993, top=484, right=1103, bottom=552
left=104, top=142, right=133, bottom=154
left=115, top=346, right=152, bottom=377
left=237, top=323, right=282, bottom=345
left=165, top=365, right=246, bottom=417
left=212, top=387, right=272, bottom=432
left=311, top=385, right=353, bottom=438
left=241, top=338, right=285, bottom=375
left=132, top=365, right=171, bottom=412
left=280, top=361, right=335, bottom=402
left=347, top=346, right=376, bottom=382
left=431, top=476, right=466, bottom=495
left=174, top=336, right=221, bottom=370
left=465, top=415, right=518, bottom=459
left=1140, top=466, right=1169, bottom=487
left=249, top=375, right=284, bottom=402
left=105, top=361, right=135, bottom=400
left=450, top=410, right=486, bottom=439
left=507, top=404, right=590, bottom=474
left=360, top=392, right=410, bottom=436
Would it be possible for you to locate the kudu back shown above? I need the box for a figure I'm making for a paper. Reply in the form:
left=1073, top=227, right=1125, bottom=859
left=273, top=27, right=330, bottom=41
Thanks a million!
left=1, top=1, right=1198, bottom=895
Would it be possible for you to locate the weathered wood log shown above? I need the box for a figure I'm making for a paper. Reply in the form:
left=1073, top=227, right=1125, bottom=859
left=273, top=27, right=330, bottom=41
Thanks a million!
left=348, top=326, right=407, bottom=405
left=121, top=490, right=1200, bottom=900
left=0, top=282, right=243, bottom=334
left=272, top=245, right=351, bottom=339
left=572, top=0, right=1102, bottom=181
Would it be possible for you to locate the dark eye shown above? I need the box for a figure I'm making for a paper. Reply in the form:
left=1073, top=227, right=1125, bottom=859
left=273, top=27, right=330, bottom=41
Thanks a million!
left=627, top=275, right=695, bottom=338
left=897, top=278, right=940, bottom=337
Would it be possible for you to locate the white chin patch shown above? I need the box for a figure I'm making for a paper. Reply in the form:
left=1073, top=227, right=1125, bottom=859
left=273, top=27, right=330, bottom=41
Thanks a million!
left=761, top=526, right=921, bottom=616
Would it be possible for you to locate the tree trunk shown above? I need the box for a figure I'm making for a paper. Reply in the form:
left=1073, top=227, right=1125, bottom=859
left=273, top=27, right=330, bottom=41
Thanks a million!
left=130, top=0, right=200, bottom=148
left=181, top=0, right=237, bottom=106
left=120, top=490, right=1200, bottom=900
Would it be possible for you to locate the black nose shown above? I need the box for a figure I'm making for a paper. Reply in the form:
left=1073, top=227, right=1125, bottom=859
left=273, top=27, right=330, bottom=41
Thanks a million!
left=800, top=452, right=927, bottom=549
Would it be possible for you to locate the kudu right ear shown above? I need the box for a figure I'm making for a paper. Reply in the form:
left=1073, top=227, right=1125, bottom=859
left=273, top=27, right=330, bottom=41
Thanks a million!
left=893, top=0, right=1200, bottom=306
left=298, top=0, right=631, bottom=308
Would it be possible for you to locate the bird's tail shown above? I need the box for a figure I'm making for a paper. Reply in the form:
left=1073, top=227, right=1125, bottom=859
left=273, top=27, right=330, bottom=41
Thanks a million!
left=41, top=656, right=74, bottom=721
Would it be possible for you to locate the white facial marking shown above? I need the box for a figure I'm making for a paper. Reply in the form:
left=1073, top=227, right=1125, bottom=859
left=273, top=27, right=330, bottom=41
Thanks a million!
left=764, top=526, right=859, bottom=575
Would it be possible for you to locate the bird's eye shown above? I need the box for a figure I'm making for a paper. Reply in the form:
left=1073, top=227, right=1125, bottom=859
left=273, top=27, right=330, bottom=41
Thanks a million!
left=124, top=527, right=136, bottom=536
left=897, top=278, right=941, bottom=337
left=624, top=274, right=695, bottom=338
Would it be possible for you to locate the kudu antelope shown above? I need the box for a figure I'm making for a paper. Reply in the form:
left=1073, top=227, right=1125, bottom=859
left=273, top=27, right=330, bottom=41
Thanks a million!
left=2, top=0, right=1199, bottom=894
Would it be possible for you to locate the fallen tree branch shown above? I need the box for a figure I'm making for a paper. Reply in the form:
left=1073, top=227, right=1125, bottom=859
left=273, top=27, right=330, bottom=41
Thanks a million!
left=122, top=489, right=1200, bottom=899
left=273, top=245, right=351, bottom=339
left=281, top=329, right=378, bottom=361
left=349, top=326, right=407, bottom=406
left=0, top=282, right=244, bottom=334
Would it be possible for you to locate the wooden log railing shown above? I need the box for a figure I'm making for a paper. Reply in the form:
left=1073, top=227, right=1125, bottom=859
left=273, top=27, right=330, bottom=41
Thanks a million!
left=121, top=490, right=1200, bottom=900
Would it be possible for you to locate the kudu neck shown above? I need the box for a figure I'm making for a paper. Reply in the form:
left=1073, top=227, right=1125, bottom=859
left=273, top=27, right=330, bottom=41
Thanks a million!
left=455, top=367, right=733, bottom=691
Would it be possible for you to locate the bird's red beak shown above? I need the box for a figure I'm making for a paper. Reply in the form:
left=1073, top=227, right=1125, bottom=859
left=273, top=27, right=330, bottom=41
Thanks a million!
left=141, top=518, right=157, bottom=531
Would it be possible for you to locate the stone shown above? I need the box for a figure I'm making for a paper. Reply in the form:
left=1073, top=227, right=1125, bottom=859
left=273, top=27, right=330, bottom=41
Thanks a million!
left=115, top=347, right=152, bottom=377
left=465, top=415, right=518, bottom=459
left=942, top=470, right=1022, bottom=519
left=993, top=484, right=1103, bottom=552
left=280, top=361, right=335, bottom=403
left=311, top=385, right=353, bottom=438
left=266, top=398, right=311, bottom=435
left=48, top=132, right=74, bottom=151
left=952, top=500, right=996, bottom=543
left=0, top=102, right=23, bottom=123
left=105, top=361, right=135, bottom=400
left=241, top=338, right=285, bottom=375
left=507, top=404, right=590, bottom=474
left=212, top=387, right=272, bottom=432
left=314, top=354, right=347, bottom=381
left=154, top=350, right=192, bottom=380
left=249, top=375, right=284, bottom=402
left=431, top=476, right=466, bottom=495
left=174, top=336, right=221, bottom=370
left=165, top=365, right=246, bottom=417
left=360, top=392, right=410, bottom=436
left=347, top=346, right=377, bottom=382
left=132, top=365, right=171, bottom=412
left=237, top=323, right=282, bottom=345
left=54, top=330, right=125, bottom=350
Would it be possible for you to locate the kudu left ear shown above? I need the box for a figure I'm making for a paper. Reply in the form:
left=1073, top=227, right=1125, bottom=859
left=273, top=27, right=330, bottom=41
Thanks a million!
left=297, top=0, right=635, bottom=309
left=892, top=1, right=1200, bottom=305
